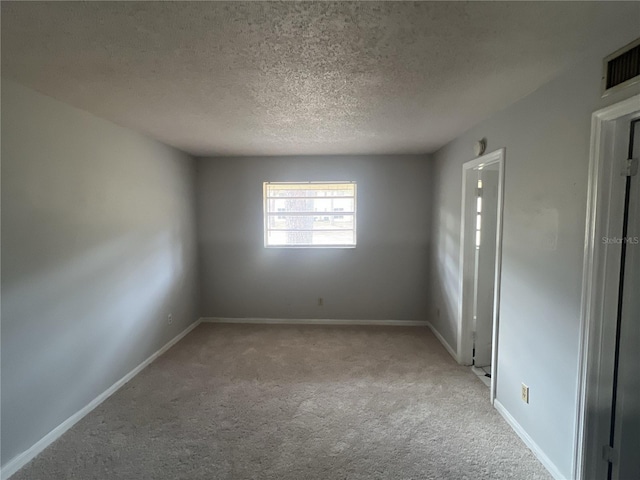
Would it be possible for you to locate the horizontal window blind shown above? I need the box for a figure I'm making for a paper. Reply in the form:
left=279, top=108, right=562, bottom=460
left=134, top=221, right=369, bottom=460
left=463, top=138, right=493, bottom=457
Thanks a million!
left=264, top=181, right=357, bottom=248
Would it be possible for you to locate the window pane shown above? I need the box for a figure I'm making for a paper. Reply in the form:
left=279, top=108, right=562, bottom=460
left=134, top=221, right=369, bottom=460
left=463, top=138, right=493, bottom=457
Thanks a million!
left=264, top=181, right=356, bottom=247
left=266, top=229, right=355, bottom=247
left=266, top=183, right=355, bottom=198
left=267, top=214, right=354, bottom=231
left=267, top=198, right=355, bottom=214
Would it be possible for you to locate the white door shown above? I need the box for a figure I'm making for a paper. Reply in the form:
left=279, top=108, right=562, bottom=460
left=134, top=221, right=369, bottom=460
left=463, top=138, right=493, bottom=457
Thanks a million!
left=459, top=149, right=505, bottom=381
left=611, top=119, right=640, bottom=480
left=473, top=168, right=500, bottom=367
left=577, top=98, right=640, bottom=480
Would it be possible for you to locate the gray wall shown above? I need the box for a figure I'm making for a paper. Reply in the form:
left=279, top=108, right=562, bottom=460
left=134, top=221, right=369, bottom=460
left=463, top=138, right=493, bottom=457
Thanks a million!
left=196, top=155, right=432, bottom=321
left=1, top=80, right=199, bottom=466
left=428, top=33, right=640, bottom=478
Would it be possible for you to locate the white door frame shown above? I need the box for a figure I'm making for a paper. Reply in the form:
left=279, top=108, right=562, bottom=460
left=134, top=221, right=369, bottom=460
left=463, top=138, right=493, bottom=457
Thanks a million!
left=574, top=94, right=640, bottom=480
left=457, top=148, right=505, bottom=403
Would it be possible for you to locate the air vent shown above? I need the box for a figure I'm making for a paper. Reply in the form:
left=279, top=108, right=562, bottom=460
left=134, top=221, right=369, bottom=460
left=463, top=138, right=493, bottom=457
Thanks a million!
left=603, top=37, right=640, bottom=97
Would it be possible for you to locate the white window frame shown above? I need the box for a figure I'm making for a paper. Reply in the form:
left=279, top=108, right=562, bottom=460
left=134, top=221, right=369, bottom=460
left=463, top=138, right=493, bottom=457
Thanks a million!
left=263, top=181, right=357, bottom=248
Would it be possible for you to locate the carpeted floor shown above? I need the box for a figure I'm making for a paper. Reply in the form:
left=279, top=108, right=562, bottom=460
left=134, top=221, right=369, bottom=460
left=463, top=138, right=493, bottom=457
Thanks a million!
left=13, top=324, right=551, bottom=479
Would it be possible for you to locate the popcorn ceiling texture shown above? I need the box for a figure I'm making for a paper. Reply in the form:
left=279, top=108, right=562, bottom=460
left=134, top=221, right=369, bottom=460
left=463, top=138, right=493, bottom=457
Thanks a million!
left=1, top=1, right=637, bottom=156
left=11, top=324, right=551, bottom=479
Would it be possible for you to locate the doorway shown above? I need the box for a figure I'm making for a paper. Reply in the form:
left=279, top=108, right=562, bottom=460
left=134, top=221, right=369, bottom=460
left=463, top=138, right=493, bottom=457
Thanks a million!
left=576, top=95, right=640, bottom=480
left=458, top=148, right=505, bottom=402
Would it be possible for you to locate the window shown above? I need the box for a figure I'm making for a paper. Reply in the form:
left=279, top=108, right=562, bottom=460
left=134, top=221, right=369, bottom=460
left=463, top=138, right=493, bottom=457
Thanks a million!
left=264, top=181, right=357, bottom=247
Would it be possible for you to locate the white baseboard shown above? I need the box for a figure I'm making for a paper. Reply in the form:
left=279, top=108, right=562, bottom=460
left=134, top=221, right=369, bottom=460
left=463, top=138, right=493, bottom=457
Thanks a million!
left=200, top=317, right=429, bottom=327
left=425, top=321, right=460, bottom=363
left=1, top=318, right=202, bottom=480
left=494, top=400, right=566, bottom=480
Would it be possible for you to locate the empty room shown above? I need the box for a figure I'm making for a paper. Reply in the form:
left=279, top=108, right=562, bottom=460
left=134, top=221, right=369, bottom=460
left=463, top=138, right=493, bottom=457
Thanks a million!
left=2, top=2, right=639, bottom=480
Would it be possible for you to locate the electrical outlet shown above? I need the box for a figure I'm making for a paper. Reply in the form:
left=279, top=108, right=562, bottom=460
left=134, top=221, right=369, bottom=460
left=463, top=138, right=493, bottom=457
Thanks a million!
left=521, top=383, right=529, bottom=404
left=318, top=297, right=323, bottom=307
left=168, top=313, right=173, bottom=325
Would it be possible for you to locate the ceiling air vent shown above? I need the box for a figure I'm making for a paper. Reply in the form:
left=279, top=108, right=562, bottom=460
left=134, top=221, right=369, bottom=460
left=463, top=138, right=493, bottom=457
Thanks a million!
left=603, top=37, right=640, bottom=97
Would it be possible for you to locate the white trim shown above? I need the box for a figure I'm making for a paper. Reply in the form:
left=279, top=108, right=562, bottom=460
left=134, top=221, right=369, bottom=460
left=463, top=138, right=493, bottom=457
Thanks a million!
left=457, top=148, right=505, bottom=405
left=575, top=94, right=640, bottom=480
left=494, top=400, right=566, bottom=480
left=457, top=148, right=506, bottom=364
left=489, top=151, right=506, bottom=405
left=0, top=319, right=202, bottom=480
left=263, top=181, right=357, bottom=248
left=425, top=321, right=460, bottom=362
left=200, top=317, right=428, bottom=327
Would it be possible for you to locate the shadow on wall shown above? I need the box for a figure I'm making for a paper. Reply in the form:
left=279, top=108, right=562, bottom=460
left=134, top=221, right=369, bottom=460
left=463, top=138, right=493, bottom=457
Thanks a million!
left=195, top=154, right=433, bottom=321
left=202, top=240, right=431, bottom=320
left=431, top=206, right=461, bottom=349
left=1, top=228, right=187, bottom=462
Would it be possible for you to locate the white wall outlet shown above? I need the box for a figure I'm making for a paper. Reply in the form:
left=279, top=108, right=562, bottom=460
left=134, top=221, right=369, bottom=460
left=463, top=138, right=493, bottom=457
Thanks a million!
left=318, top=297, right=323, bottom=307
left=521, top=383, right=529, bottom=404
left=168, top=313, right=173, bottom=325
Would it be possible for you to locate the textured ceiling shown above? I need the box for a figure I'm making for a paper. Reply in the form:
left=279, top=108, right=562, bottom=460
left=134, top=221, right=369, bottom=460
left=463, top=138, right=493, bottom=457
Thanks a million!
left=2, top=2, right=639, bottom=157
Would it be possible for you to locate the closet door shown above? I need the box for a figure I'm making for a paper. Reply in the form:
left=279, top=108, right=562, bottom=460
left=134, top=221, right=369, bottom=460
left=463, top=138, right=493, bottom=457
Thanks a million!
left=611, top=120, right=640, bottom=480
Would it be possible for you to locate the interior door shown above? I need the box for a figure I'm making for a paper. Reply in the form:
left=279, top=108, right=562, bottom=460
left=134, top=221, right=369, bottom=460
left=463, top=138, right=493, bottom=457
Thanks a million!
left=611, top=119, right=640, bottom=480
left=473, top=168, right=499, bottom=367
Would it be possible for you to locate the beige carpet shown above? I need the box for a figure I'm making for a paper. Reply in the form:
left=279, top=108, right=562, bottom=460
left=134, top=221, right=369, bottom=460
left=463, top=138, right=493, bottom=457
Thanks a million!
left=13, top=324, right=551, bottom=479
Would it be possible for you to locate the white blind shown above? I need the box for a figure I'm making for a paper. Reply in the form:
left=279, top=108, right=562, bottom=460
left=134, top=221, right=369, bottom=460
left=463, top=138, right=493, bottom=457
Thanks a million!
left=264, top=182, right=357, bottom=247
